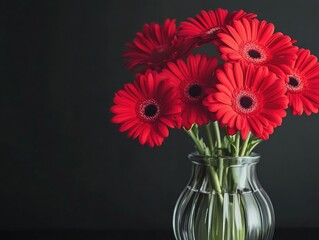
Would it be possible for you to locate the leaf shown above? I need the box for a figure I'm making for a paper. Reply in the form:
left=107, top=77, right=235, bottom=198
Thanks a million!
left=246, top=139, right=263, bottom=155
left=222, top=136, right=229, bottom=148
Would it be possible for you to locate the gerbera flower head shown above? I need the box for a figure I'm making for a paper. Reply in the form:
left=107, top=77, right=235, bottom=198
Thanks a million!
left=110, top=70, right=181, bottom=147
left=178, top=8, right=257, bottom=46
left=161, top=54, right=218, bottom=129
left=203, top=62, right=289, bottom=140
left=286, top=48, right=319, bottom=115
left=218, top=18, right=298, bottom=78
left=123, top=19, right=195, bottom=72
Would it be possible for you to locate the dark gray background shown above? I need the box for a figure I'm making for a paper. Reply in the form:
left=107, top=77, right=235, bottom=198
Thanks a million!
left=1, top=0, right=319, bottom=231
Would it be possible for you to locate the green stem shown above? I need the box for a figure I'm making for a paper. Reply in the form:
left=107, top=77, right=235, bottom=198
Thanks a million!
left=239, top=132, right=252, bottom=156
left=213, top=121, right=222, bottom=149
left=218, top=158, right=224, bottom=187
left=230, top=133, right=243, bottom=192
left=208, top=166, right=224, bottom=204
left=235, top=132, right=240, bottom=157
left=212, top=122, right=224, bottom=193
left=205, top=123, right=214, bottom=154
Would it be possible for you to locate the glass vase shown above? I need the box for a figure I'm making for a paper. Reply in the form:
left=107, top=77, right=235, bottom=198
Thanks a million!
left=173, top=153, right=275, bottom=240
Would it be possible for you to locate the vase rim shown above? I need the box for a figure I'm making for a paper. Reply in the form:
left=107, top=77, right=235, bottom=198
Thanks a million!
left=188, top=152, right=260, bottom=165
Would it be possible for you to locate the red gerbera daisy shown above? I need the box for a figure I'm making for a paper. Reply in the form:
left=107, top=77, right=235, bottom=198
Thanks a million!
left=203, top=62, right=289, bottom=140
left=218, top=18, right=298, bottom=78
left=286, top=48, right=319, bottom=115
left=110, top=71, right=181, bottom=147
left=123, top=19, right=194, bottom=72
left=178, top=8, right=256, bottom=46
left=161, top=54, right=218, bottom=129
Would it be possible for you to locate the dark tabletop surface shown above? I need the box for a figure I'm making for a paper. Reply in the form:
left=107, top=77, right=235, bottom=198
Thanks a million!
left=0, top=228, right=318, bottom=240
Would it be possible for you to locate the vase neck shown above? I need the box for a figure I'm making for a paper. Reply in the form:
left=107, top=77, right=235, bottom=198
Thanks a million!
left=188, top=153, right=261, bottom=194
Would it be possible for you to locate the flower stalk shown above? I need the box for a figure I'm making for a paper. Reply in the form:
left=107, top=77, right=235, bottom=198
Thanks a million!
left=213, top=121, right=222, bottom=151
left=205, top=123, right=214, bottom=154
left=240, top=132, right=252, bottom=156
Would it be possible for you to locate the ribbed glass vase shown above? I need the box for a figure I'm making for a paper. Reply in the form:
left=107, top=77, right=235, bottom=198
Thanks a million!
left=173, top=153, right=275, bottom=240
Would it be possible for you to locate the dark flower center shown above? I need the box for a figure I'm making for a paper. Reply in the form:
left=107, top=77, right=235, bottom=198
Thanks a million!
left=138, top=99, right=161, bottom=122
left=248, top=49, right=261, bottom=59
left=144, top=104, right=158, bottom=117
left=235, top=91, right=258, bottom=114
left=242, top=43, right=267, bottom=64
left=188, top=84, right=202, bottom=98
left=286, top=74, right=304, bottom=93
left=240, top=96, right=253, bottom=109
left=288, top=77, right=299, bottom=87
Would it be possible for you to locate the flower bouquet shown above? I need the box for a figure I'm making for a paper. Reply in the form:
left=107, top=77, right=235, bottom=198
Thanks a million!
left=110, top=8, right=319, bottom=240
